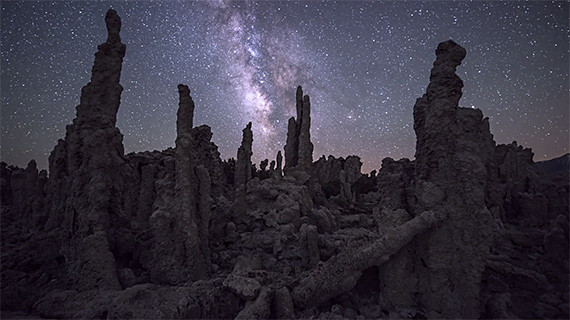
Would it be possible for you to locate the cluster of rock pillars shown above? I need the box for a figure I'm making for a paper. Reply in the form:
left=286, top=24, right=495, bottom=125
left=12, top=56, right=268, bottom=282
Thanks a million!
left=1, top=9, right=568, bottom=320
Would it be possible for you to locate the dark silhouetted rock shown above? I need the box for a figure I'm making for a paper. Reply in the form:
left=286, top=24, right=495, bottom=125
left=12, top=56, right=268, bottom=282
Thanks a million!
left=42, top=9, right=128, bottom=292
left=149, top=84, right=208, bottom=284
left=276, top=150, right=283, bottom=177
left=291, top=210, right=446, bottom=309
left=0, top=162, right=14, bottom=206
left=378, top=40, right=496, bottom=319
left=298, top=94, right=313, bottom=170
left=191, top=125, right=228, bottom=197
left=6, top=160, right=47, bottom=228
left=312, top=155, right=363, bottom=204
left=235, top=122, right=253, bottom=191
left=284, top=86, right=313, bottom=172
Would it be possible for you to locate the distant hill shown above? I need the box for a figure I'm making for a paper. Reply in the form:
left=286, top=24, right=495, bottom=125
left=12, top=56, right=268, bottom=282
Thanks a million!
left=535, top=153, right=570, bottom=175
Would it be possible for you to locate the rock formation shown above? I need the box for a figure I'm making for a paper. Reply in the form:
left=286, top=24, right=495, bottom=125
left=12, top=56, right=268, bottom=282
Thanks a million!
left=292, top=210, right=446, bottom=309
left=42, top=9, right=128, bottom=292
left=149, top=84, right=208, bottom=284
left=174, top=85, right=196, bottom=224
left=0, top=162, right=14, bottom=206
left=5, top=160, right=47, bottom=227
left=312, top=155, right=363, bottom=204
left=265, top=151, right=284, bottom=179
left=191, top=125, right=227, bottom=196
left=406, top=39, right=495, bottom=318
left=235, top=122, right=253, bottom=190
left=175, top=84, right=209, bottom=280
left=276, top=150, right=283, bottom=177
left=1, top=12, right=568, bottom=320
left=284, top=86, right=313, bottom=171
left=298, top=94, right=313, bottom=169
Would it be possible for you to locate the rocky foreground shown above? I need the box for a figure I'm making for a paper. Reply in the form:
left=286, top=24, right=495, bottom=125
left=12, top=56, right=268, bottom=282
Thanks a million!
left=1, top=9, right=568, bottom=320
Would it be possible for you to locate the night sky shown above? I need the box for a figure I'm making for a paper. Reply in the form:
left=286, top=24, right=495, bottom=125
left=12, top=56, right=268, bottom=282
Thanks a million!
left=2, top=1, right=568, bottom=173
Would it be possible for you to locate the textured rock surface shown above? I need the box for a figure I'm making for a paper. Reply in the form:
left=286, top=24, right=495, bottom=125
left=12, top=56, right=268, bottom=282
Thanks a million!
left=33, top=281, right=242, bottom=319
left=149, top=84, right=208, bottom=284
left=292, top=210, right=446, bottom=309
left=312, top=155, right=363, bottom=203
left=1, top=14, right=568, bottom=320
left=42, top=9, right=128, bottom=292
left=175, top=83, right=208, bottom=281
left=191, top=125, right=227, bottom=197
left=408, top=40, right=496, bottom=318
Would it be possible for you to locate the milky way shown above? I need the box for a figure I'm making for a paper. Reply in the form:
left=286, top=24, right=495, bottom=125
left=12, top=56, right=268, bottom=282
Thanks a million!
left=1, top=1, right=568, bottom=173
left=208, top=1, right=283, bottom=156
left=202, top=0, right=322, bottom=160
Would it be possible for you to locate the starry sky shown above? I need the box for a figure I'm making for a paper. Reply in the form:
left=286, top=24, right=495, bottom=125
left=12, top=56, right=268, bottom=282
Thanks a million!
left=1, top=1, right=568, bottom=173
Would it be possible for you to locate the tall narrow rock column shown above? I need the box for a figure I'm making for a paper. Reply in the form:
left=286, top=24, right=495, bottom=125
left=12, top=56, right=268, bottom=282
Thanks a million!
left=175, top=84, right=208, bottom=281
left=298, top=95, right=314, bottom=170
left=147, top=85, right=208, bottom=284
left=276, top=150, right=283, bottom=177
left=175, top=84, right=196, bottom=230
left=235, top=122, right=253, bottom=191
left=284, top=119, right=299, bottom=170
left=410, top=40, right=495, bottom=318
left=284, top=86, right=313, bottom=172
left=44, top=9, right=128, bottom=291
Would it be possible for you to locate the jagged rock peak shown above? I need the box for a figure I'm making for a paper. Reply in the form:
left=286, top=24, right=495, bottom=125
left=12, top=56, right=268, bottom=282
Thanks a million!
left=276, top=150, right=283, bottom=177
left=41, top=9, right=129, bottom=292
left=284, top=117, right=299, bottom=169
left=242, top=122, right=253, bottom=145
left=178, top=83, right=190, bottom=94
left=285, top=85, right=313, bottom=171
left=298, top=90, right=313, bottom=169
left=414, top=39, right=466, bottom=163
left=427, top=39, right=466, bottom=105
left=105, top=9, right=122, bottom=43
left=170, top=83, right=209, bottom=283
left=407, top=40, right=496, bottom=318
left=434, top=39, right=466, bottom=69
left=176, top=84, right=194, bottom=138
left=235, top=122, right=253, bottom=189
left=296, top=85, right=303, bottom=100
left=175, top=83, right=196, bottom=196
left=76, top=8, right=126, bottom=127
left=296, top=85, right=303, bottom=121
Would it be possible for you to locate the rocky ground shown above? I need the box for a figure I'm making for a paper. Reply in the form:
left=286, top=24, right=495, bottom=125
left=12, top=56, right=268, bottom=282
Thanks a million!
left=1, top=9, right=568, bottom=320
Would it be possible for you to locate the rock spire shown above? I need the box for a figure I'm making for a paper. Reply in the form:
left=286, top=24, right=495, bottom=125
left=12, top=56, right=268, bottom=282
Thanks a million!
left=403, top=39, right=495, bottom=318
left=175, top=84, right=208, bottom=280
left=276, top=150, right=283, bottom=177
left=7, top=160, right=47, bottom=228
left=149, top=84, right=208, bottom=284
left=284, top=86, right=313, bottom=172
left=235, top=122, right=253, bottom=190
left=44, top=9, right=127, bottom=291
left=175, top=85, right=196, bottom=212
left=75, top=9, right=126, bottom=128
